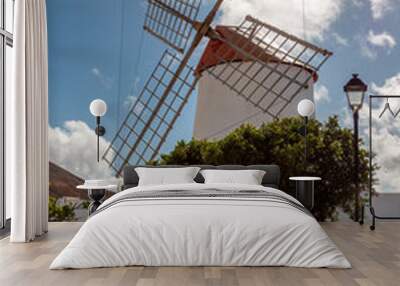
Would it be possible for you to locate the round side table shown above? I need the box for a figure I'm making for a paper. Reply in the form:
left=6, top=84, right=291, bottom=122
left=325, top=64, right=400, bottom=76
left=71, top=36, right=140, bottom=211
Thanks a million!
left=289, top=177, right=321, bottom=210
left=77, top=184, right=117, bottom=215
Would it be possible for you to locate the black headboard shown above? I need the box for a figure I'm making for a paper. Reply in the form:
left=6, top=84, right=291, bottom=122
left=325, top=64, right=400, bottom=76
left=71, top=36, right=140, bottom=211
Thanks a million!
left=122, top=165, right=280, bottom=190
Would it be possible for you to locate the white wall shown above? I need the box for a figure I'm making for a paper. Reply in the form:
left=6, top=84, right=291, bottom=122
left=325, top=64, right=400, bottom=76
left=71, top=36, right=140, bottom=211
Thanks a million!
left=194, top=62, right=315, bottom=140
left=5, top=44, right=14, bottom=220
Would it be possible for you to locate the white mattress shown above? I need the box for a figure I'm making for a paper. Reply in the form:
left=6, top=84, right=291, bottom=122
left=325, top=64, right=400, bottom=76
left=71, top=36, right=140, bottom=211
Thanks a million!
left=50, top=183, right=350, bottom=269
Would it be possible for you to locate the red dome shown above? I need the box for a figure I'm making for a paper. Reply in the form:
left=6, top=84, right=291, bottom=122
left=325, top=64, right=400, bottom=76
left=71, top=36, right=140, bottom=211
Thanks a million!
left=195, top=26, right=318, bottom=82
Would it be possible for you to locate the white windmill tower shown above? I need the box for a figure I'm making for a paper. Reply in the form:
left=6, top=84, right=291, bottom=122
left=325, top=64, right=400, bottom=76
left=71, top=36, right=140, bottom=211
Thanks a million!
left=193, top=22, right=321, bottom=140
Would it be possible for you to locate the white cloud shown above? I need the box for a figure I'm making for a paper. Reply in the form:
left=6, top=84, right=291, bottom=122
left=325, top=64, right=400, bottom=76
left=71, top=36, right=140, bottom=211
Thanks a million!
left=358, top=73, right=400, bottom=192
left=92, top=67, right=100, bottom=76
left=369, top=0, right=396, bottom=19
left=358, top=29, right=400, bottom=60
left=371, top=72, right=400, bottom=94
left=359, top=30, right=396, bottom=61
left=218, top=0, right=344, bottom=41
left=332, top=32, right=349, bottom=46
left=123, top=77, right=143, bottom=110
left=124, top=95, right=136, bottom=109
left=365, top=124, right=400, bottom=192
left=133, top=77, right=141, bottom=92
left=49, top=121, right=114, bottom=180
left=341, top=106, right=353, bottom=128
left=314, top=83, right=330, bottom=103
left=367, top=30, right=396, bottom=49
left=352, top=0, right=364, bottom=7
left=360, top=41, right=378, bottom=60
left=91, top=67, right=113, bottom=89
left=123, top=95, right=144, bottom=115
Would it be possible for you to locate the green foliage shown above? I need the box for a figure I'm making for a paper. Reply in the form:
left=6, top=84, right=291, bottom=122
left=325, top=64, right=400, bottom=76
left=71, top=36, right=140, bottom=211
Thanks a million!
left=81, top=200, right=90, bottom=209
left=48, top=196, right=76, bottom=222
left=159, top=116, right=375, bottom=221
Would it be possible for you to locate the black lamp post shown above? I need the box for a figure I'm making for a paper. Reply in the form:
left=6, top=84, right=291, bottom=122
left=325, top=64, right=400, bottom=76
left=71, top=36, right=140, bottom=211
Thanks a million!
left=344, top=74, right=368, bottom=222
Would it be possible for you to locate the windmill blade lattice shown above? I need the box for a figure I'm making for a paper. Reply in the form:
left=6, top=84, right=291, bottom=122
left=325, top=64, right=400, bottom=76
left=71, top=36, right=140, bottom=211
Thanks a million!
left=198, top=16, right=333, bottom=118
left=102, top=50, right=197, bottom=175
left=144, top=0, right=201, bottom=53
left=104, top=0, right=223, bottom=175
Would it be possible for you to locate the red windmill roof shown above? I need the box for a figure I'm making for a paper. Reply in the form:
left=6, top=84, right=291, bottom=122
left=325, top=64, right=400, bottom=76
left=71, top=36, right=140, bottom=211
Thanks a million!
left=195, top=26, right=318, bottom=82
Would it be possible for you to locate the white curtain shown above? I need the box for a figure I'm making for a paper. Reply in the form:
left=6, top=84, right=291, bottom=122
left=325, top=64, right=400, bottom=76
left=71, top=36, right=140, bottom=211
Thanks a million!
left=9, top=0, right=49, bottom=242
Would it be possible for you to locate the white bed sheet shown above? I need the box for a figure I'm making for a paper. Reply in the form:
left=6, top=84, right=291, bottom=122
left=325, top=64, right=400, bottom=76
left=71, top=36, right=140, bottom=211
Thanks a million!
left=50, top=183, right=350, bottom=269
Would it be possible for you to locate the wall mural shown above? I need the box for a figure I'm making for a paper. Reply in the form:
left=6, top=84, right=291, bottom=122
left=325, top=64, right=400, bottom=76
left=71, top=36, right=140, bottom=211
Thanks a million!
left=47, top=0, right=400, bottom=221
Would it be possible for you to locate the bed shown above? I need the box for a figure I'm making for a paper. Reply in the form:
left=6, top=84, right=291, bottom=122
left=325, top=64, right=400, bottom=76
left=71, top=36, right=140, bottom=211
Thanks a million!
left=50, top=165, right=350, bottom=269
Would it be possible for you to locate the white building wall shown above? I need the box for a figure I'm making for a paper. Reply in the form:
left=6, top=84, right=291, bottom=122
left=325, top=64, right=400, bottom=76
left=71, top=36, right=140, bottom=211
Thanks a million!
left=194, top=62, right=315, bottom=140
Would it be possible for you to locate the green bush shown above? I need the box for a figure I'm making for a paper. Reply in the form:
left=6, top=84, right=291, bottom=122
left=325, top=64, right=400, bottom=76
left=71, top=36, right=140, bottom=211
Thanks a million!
left=159, top=116, right=376, bottom=221
left=48, top=196, right=76, bottom=221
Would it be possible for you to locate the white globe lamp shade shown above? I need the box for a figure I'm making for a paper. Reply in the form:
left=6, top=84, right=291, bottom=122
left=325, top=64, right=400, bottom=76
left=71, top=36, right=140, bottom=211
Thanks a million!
left=90, top=99, right=107, bottom=117
left=297, top=99, right=315, bottom=117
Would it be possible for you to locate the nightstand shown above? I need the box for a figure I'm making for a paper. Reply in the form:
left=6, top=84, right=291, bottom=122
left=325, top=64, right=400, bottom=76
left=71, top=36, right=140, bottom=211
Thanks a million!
left=289, top=177, right=321, bottom=210
left=77, top=182, right=118, bottom=215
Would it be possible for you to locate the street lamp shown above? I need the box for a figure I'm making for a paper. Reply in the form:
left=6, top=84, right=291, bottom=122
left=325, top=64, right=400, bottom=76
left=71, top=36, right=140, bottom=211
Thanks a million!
left=343, top=74, right=368, bottom=222
left=90, top=99, right=107, bottom=162
left=297, top=99, right=315, bottom=169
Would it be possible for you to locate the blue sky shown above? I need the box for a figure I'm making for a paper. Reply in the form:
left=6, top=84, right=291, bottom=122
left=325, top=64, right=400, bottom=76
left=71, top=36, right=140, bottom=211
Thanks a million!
left=47, top=0, right=400, bottom=182
left=47, top=0, right=203, bottom=149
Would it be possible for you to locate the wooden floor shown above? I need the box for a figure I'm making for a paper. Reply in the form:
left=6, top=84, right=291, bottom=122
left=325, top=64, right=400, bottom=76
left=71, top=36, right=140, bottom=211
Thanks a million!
left=0, top=222, right=399, bottom=286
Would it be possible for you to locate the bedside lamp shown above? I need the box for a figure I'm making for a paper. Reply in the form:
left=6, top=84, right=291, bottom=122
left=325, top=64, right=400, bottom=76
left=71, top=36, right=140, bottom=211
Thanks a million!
left=90, top=99, right=107, bottom=162
left=297, top=99, right=315, bottom=167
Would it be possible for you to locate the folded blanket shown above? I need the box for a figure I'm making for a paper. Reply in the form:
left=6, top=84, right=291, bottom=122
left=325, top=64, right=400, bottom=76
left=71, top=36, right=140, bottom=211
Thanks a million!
left=92, top=188, right=311, bottom=217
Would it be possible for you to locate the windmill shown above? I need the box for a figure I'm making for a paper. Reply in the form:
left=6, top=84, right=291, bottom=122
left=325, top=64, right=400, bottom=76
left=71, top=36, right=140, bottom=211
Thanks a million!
left=103, top=0, right=333, bottom=176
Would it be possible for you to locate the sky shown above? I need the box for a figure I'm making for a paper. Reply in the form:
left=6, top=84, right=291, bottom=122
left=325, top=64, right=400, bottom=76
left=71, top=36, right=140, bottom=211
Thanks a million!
left=47, top=0, right=400, bottom=191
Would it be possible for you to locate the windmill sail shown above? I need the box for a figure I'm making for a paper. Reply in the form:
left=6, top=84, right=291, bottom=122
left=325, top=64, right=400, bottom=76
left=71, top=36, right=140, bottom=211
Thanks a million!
left=102, top=50, right=197, bottom=175
left=196, top=16, right=332, bottom=118
left=144, top=0, right=201, bottom=53
left=104, top=0, right=223, bottom=175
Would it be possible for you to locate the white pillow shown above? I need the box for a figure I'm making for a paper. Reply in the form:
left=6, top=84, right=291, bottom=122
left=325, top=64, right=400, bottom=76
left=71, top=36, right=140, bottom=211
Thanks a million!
left=200, top=169, right=266, bottom=185
left=135, top=167, right=200, bottom=186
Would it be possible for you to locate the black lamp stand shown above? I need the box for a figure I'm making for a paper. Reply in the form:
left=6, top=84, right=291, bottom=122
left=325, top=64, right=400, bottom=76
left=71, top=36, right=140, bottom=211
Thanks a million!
left=352, top=109, right=360, bottom=222
left=299, top=116, right=309, bottom=172
left=95, top=116, right=106, bottom=162
left=304, top=116, right=309, bottom=169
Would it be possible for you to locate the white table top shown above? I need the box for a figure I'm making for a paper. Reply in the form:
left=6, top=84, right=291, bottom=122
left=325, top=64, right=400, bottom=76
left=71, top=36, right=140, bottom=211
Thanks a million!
left=289, top=176, right=321, bottom=181
left=77, top=184, right=118, bottom=191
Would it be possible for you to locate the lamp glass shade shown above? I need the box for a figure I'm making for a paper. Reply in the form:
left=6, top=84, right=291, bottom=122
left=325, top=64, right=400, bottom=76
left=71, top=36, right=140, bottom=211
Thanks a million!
left=297, top=99, right=315, bottom=117
left=90, top=99, right=107, bottom=117
left=343, top=74, right=367, bottom=110
left=346, top=91, right=364, bottom=108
